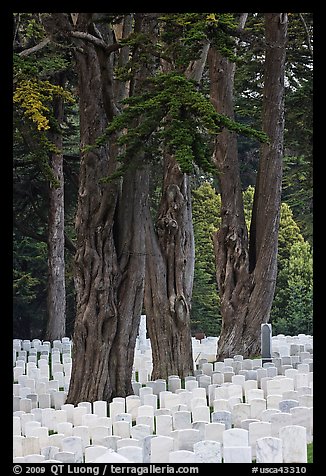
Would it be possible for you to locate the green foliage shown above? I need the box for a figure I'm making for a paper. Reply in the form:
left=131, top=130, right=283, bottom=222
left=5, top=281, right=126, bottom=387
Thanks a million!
left=307, top=443, right=313, bottom=463
left=270, top=204, right=312, bottom=335
left=192, top=182, right=313, bottom=336
left=95, top=72, right=267, bottom=181
left=159, top=13, right=239, bottom=67
left=13, top=235, right=48, bottom=338
left=191, top=182, right=221, bottom=335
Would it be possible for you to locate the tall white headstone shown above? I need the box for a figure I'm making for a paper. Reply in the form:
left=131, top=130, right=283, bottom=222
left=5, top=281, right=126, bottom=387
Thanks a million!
left=138, top=315, right=147, bottom=353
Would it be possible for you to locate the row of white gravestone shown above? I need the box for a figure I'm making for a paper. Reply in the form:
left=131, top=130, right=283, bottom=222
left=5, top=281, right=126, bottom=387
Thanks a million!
left=13, top=334, right=313, bottom=463
left=12, top=426, right=308, bottom=463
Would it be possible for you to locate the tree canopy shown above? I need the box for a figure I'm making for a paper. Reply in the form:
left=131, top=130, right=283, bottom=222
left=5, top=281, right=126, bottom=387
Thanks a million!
left=13, top=12, right=312, bottom=352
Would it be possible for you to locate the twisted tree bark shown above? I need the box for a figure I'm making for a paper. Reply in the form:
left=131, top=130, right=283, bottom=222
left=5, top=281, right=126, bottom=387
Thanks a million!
left=208, top=13, right=287, bottom=359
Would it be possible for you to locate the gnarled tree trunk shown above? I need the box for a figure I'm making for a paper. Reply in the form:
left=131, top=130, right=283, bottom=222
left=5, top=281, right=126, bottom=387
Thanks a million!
left=208, top=13, right=287, bottom=359
left=143, top=39, right=210, bottom=380
left=144, top=154, right=195, bottom=380
left=66, top=12, right=154, bottom=403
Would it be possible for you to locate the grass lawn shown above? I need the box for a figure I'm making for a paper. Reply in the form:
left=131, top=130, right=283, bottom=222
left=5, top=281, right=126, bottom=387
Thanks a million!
left=307, top=443, right=313, bottom=463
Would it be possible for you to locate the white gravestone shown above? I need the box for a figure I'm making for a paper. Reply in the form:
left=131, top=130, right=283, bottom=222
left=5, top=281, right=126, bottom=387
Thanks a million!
left=117, top=446, right=143, bottom=463
left=256, top=436, right=283, bottom=463
left=279, top=425, right=307, bottom=463
left=194, top=440, right=222, bottom=463
left=223, top=428, right=249, bottom=447
left=204, top=422, right=225, bottom=443
left=177, top=428, right=201, bottom=451
left=113, top=420, right=131, bottom=439
left=169, top=450, right=196, bottom=463
left=173, top=411, right=192, bottom=430
left=155, top=414, right=173, bottom=436
left=151, top=436, right=175, bottom=463
left=249, top=421, right=272, bottom=458
left=72, top=425, right=90, bottom=447
left=271, top=412, right=293, bottom=437
left=84, top=445, right=108, bottom=463
left=223, top=446, right=252, bottom=463
left=61, top=436, right=83, bottom=463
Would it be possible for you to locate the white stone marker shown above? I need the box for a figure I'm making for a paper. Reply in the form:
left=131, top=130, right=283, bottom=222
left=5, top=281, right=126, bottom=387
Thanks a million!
left=155, top=414, right=173, bottom=436
left=298, top=395, right=313, bottom=407
left=72, top=426, right=90, bottom=447
left=223, top=446, right=252, bottom=463
left=23, top=453, right=44, bottom=463
left=48, top=433, right=65, bottom=450
left=250, top=398, right=267, bottom=419
left=173, top=411, right=192, bottom=430
left=204, top=422, right=225, bottom=443
left=93, top=401, right=107, bottom=417
left=72, top=406, right=87, bottom=427
left=223, top=428, right=249, bottom=447
left=256, top=437, right=283, bottom=463
left=113, top=420, right=131, bottom=439
left=93, top=449, right=130, bottom=463
left=267, top=394, right=283, bottom=409
left=90, top=426, right=111, bottom=443
left=231, top=403, right=251, bottom=427
left=139, top=387, right=153, bottom=405
left=194, top=440, right=222, bottom=463
left=279, top=425, right=307, bottom=463
left=249, top=421, right=272, bottom=458
left=13, top=416, right=21, bottom=436
left=82, top=413, right=99, bottom=428
left=84, top=445, right=108, bottom=463
left=192, top=405, right=210, bottom=423
left=117, top=438, right=141, bottom=449
left=42, top=408, right=57, bottom=432
left=109, top=400, right=125, bottom=422
left=41, top=446, right=60, bottom=460
left=151, top=436, right=175, bottom=463
left=131, top=423, right=151, bottom=441
left=54, top=451, right=76, bottom=463
left=136, top=415, right=154, bottom=433
left=213, top=399, right=229, bottom=412
left=169, top=450, right=196, bottom=463
left=177, top=428, right=201, bottom=451
left=290, top=406, right=313, bottom=443
left=126, top=395, right=142, bottom=420
left=30, top=426, right=49, bottom=448
left=270, top=412, right=293, bottom=437
left=117, top=446, right=143, bottom=463
left=246, top=388, right=264, bottom=403
left=61, top=404, right=74, bottom=424
left=143, top=393, right=158, bottom=410
left=13, top=436, right=24, bottom=457
left=22, top=436, right=40, bottom=456
left=143, top=434, right=155, bottom=463
left=267, top=377, right=294, bottom=396
left=211, top=410, right=232, bottom=429
left=57, top=422, right=73, bottom=437
left=61, top=436, right=84, bottom=463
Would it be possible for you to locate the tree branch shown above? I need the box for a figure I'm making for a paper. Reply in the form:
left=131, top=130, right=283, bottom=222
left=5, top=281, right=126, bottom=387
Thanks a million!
left=18, top=37, right=51, bottom=57
left=70, top=31, right=121, bottom=54
left=299, top=13, right=313, bottom=58
left=14, top=219, right=77, bottom=254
